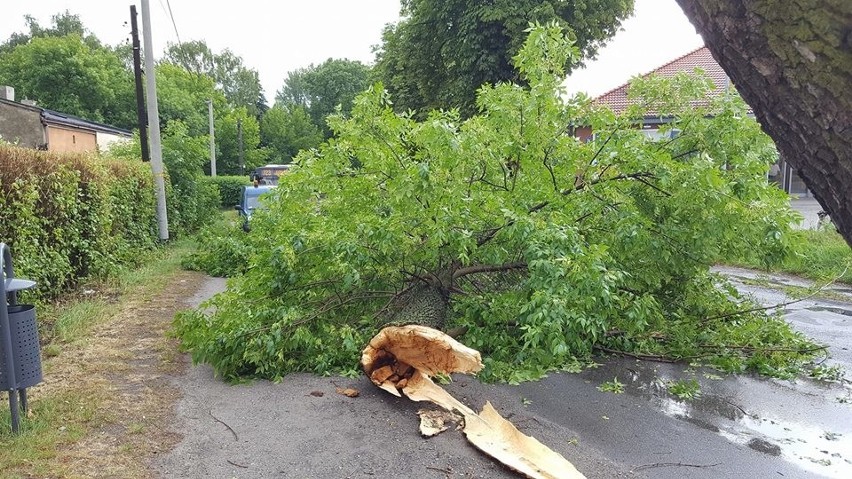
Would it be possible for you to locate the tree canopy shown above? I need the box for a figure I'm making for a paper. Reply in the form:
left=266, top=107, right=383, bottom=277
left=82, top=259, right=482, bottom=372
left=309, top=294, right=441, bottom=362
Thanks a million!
left=372, top=0, right=635, bottom=117
left=0, top=33, right=136, bottom=129
left=215, top=107, right=264, bottom=175
left=260, top=105, right=324, bottom=164
left=0, top=10, right=98, bottom=55
left=155, top=62, right=226, bottom=136
left=275, top=58, right=371, bottom=137
left=0, top=11, right=332, bottom=171
left=165, top=40, right=267, bottom=117
left=176, top=25, right=814, bottom=383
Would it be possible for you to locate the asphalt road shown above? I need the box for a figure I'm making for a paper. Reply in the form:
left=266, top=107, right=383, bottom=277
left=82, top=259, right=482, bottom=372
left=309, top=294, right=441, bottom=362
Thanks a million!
left=155, top=274, right=852, bottom=479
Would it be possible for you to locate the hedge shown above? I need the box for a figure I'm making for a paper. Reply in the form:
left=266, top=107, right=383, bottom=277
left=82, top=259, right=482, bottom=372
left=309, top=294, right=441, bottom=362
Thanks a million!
left=0, top=145, right=157, bottom=300
left=202, top=175, right=250, bottom=207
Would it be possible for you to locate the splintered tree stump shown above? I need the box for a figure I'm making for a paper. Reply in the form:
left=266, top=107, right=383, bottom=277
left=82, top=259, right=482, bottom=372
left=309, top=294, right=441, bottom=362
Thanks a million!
left=361, top=325, right=586, bottom=479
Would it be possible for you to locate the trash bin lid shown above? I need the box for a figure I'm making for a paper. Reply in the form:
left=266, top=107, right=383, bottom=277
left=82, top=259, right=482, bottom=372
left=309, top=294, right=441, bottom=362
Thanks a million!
left=4, top=278, right=36, bottom=292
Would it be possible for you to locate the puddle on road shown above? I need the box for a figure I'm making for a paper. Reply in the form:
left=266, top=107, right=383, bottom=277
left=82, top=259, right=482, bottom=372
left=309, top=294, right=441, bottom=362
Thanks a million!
left=657, top=390, right=852, bottom=478
left=587, top=360, right=852, bottom=478
left=720, top=413, right=851, bottom=478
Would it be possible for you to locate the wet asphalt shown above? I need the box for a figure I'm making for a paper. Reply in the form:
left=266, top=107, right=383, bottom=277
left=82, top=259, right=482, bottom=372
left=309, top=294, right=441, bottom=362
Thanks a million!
left=156, top=268, right=852, bottom=479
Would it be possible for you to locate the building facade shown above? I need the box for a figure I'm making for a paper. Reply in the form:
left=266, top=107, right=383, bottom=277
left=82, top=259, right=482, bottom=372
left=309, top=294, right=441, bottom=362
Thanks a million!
left=0, top=86, right=131, bottom=154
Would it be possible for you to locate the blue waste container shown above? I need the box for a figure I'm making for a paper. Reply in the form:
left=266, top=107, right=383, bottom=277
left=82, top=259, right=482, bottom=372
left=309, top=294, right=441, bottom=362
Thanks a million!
left=1, top=243, right=40, bottom=433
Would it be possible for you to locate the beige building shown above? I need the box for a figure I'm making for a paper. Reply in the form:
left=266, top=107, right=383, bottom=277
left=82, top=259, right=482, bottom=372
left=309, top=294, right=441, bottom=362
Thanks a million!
left=0, top=86, right=131, bottom=154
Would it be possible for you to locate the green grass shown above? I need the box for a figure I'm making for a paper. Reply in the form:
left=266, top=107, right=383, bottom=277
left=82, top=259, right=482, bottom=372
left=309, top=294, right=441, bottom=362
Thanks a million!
left=0, top=236, right=197, bottom=476
left=726, top=228, right=852, bottom=284
left=53, top=300, right=109, bottom=343
left=37, top=237, right=197, bottom=345
left=0, top=392, right=97, bottom=478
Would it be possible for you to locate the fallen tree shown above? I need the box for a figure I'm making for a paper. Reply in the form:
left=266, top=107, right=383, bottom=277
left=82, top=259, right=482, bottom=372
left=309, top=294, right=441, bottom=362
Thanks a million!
left=175, top=24, right=820, bottom=383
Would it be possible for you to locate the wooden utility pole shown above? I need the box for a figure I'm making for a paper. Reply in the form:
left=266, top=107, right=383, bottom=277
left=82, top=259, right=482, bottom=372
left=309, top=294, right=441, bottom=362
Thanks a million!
left=129, top=5, right=150, bottom=162
left=207, top=99, right=216, bottom=176
left=237, top=117, right=244, bottom=173
left=140, top=0, right=169, bottom=240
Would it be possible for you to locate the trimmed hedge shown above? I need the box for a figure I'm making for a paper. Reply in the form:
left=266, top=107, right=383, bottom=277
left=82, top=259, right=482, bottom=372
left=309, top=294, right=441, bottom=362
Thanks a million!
left=0, top=145, right=157, bottom=300
left=203, top=175, right=250, bottom=207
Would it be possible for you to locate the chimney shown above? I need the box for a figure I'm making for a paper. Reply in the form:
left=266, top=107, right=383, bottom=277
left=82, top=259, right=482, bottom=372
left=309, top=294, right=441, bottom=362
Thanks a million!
left=0, top=86, right=14, bottom=101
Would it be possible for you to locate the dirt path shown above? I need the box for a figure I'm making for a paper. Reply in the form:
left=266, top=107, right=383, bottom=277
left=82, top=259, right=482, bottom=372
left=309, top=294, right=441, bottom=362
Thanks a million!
left=34, top=270, right=208, bottom=478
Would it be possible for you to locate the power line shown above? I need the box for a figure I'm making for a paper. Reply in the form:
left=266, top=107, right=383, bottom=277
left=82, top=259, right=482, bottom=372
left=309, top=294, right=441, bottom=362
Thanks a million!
left=164, top=0, right=182, bottom=46
left=158, top=0, right=201, bottom=78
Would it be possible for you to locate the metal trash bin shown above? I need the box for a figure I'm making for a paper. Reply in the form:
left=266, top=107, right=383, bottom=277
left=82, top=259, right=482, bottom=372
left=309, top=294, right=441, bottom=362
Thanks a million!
left=1, top=243, right=40, bottom=433
left=0, top=305, right=42, bottom=389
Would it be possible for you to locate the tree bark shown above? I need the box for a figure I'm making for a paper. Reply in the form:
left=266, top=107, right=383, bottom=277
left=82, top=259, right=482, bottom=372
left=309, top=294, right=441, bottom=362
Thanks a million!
left=675, top=0, right=852, bottom=246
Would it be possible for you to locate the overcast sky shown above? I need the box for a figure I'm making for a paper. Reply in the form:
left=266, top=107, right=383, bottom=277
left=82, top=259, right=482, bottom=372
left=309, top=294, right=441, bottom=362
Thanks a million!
left=0, top=0, right=703, bottom=101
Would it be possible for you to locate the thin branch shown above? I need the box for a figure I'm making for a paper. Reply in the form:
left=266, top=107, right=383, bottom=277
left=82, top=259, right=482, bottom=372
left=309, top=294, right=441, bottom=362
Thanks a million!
left=560, top=172, right=655, bottom=196
left=477, top=175, right=511, bottom=191
left=238, top=290, right=395, bottom=338
left=208, top=409, right=238, bottom=441
left=594, top=346, right=679, bottom=363
left=453, top=261, right=527, bottom=280
left=633, top=462, right=720, bottom=472
left=367, top=125, right=406, bottom=169
left=542, top=148, right=559, bottom=192
left=635, top=176, right=672, bottom=196
left=588, top=131, right=613, bottom=166
left=698, top=344, right=828, bottom=354
left=671, top=148, right=699, bottom=161
left=704, top=263, right=850, bottom=322
left=722, top=398, right=750, bottom=417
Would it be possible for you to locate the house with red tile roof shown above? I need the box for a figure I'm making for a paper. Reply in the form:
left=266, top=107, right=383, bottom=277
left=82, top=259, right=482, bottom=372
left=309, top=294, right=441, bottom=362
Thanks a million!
left=593, top=46, right=731, bottom=115
left=578, top=46, right=808, bottom=196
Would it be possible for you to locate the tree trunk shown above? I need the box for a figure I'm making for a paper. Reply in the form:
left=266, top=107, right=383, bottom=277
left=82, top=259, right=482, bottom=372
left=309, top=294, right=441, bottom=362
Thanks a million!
left=675, top=0, right=852, bottom=247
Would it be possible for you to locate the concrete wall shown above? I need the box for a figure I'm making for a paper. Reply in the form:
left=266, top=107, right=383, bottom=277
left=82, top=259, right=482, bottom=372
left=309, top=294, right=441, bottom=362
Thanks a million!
left=0, top=101, right=45, bottom=148
left=46, top=125, right=97, bottom=153
left=96, top=131, right=130, bottom=153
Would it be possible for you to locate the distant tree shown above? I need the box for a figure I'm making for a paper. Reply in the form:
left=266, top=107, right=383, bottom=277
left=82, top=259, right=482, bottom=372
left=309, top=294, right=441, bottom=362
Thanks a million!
left=215, top=107, right=265, bottom=175
left=212, top=49, right=267, bottom=117
left=675, top=0, right=852, bottom=247
left=0, top=34, right=135, bottom=129
left=0, top=10, right=98, bottom=55
left=275, top=58, right=371, bottom=136
left=260, top=105, right=324, bottom=163
left=373, top=0, right=634, bottom=117
left=155, top=63, right=226, bottom=136
left=165, top=40, right=265, bottom=117
left=163, top=40, right=214, bottom=75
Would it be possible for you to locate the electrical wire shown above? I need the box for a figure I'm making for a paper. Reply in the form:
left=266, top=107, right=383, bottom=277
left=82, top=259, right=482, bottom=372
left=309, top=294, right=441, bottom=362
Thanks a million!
left=164, top=0, right=183, bottom=46
left=158, top=0, right=204, bottom=80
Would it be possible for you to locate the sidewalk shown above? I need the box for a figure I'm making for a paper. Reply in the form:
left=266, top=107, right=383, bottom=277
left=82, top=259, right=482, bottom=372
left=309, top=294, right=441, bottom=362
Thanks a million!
left=790, top=197, right=824, bottom=229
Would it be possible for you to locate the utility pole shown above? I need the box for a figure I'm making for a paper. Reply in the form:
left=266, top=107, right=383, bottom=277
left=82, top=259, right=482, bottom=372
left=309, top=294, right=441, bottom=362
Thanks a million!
left=207, top=99, right=216, bottom=176
left=237, top=117, right=244, bottom=173
left=140, top=0, right=169, bottom=241
left=129, top=5, right=149, bottom=162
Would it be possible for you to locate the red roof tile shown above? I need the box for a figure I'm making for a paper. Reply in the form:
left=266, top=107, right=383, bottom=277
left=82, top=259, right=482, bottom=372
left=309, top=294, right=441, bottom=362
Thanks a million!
left=592, top=46, right=731, bottom=114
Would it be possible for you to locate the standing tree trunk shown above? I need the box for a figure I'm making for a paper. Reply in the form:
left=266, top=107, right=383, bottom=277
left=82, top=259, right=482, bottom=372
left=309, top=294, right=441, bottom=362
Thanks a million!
left=675, top=0, right=852, bottom=246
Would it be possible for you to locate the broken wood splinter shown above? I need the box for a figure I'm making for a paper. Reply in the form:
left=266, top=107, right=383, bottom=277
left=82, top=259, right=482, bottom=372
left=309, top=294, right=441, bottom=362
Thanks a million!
left=361, top=325, right=586, bottom=479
